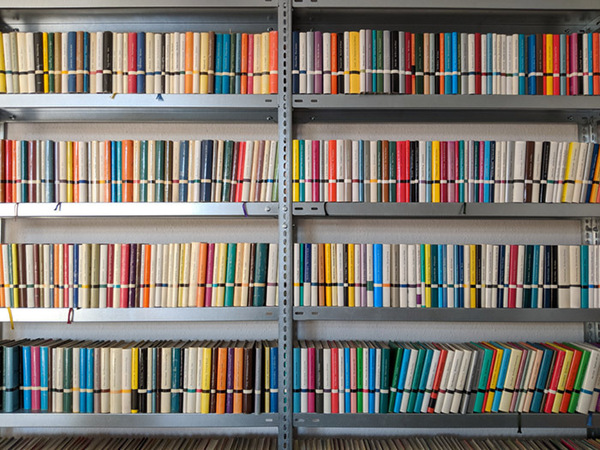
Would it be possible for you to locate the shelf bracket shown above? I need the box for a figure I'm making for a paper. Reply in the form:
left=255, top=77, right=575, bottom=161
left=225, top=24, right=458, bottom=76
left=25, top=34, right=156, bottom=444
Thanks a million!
left=583, top=218, right=600, bottom=245
left=585, top=322, right=600, bottom=343
left=577, top=118, right=598, bottom=143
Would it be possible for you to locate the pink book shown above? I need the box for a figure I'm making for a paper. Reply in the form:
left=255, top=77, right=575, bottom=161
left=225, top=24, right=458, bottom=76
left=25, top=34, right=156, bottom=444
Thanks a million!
left=31, top=345, right=41, bottom=411
left=312, top=140, right=320, bottom=201
left=350, top=346, right=357, bottom=413
left=204, top=243, right=215, bottom=307
left=307, top=346, right=316, bottom=412
left=120, top=243, right=130, bottom=308
left=330, top=345, right=339, bottom=414
left=361, top=243, right=367, bottom=307
left=478, top=141, right=485, bottom=202
left=447, top=141, right=456, bottom=203
left=454, top=141, right=461, bottom=202
left=507, top=244, right=518, bottom=308
left=247, top=34, right=254, bottom=94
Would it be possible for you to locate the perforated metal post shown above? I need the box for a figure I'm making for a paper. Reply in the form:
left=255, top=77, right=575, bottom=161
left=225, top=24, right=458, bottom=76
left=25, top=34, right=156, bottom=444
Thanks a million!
left=578, top=118, right=598, bottom=144
left=584, top=219, right=600, bottom=343
left=278, top=0, right=293, bottom=448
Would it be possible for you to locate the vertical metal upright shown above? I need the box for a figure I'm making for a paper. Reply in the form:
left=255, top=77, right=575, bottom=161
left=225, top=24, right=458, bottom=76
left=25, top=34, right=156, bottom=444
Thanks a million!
left=278, top=0, right=293, bottom=448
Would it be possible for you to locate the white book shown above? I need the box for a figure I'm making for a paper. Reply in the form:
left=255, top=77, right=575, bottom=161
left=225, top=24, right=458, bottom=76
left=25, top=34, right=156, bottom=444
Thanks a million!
left=515, top=245, right=525, bottom=308
left=323, top=344, right=331, bottom=413
left=450, top=345, right=473, bottom=414
left=512, top=141, right=527, bottom=202
left=191, top=140, right=202, bottom=202
left=407, top=244, right=417, bottom=308
left=545, top=141, right=559, bottom=203
left=399, top=345, right=417, bottom=413
left=398, top=32, right=405, bottom=94
left=89, top=32, right=97, bottom=93
left=3, top=33, right=13, bottom=93
left=149, top=244, right=158, bottom=308
left=121, top=347, right=132, bottom=413
left=241, top=140, right=254, bottom=201
left=298, top=32, right=307, bottom=94
left=512, top=34, right=520, bottom=94
left=494, top=141, right=504, bottom=203
left=351, top=141, right=360, bottom=201
left=463, top=245, right=470, bottom=308
left=300, top=345, right=308, bottom=412
left=306, top=31, right=314, bottom=94
left=25, top=32, right=35, bottom=93
left=490, top=245, right=499, bottom=308
left=441, top=344, right=464, bottom=414
left=573, top=142, right=590, bottom=202
left=266, top=243, right=278, bottom=306
left=399, top=244, right=408, bottom=308
left=554, top=141, right=570, bottom=203
left=113, top=32, right=123, bottom=94
left=144, top=32, right=154, bottom=94
left=447, top=244, right=455, bottom=308
left=369, top=141, right=378, bottom=202
left=530, top=141, right=543, bottom=203
left=266, top=141, right=278, bottom=202
left=153, top=244, right=163, bottom=307
left=194, top=345, right=203, bottom=413
left=460, top=33, right=468, bottom=94
left=154, top=33, right=162, bottom=94
left=480, top=34, right=487, bottom=94
left=556, top=244, right=571, bottom=308
left=516, top=344, right=537, bottom=412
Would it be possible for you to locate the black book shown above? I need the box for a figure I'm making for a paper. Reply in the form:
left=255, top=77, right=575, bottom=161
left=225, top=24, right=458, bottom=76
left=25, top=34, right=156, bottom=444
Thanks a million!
left=138, top=347, right=147, bottom=413
left=391, top=31, right=399, bottom=93
left=539, top=141, right=550, bottom=202
left=337, top=35, right=344, bottom=94
left=314, top=341, right=323, bottom=413
left=410, top=141, right=418, bottom=202
left=102, top=31, right=112, bottom=93
left=33, top=32, right=44, bottom=93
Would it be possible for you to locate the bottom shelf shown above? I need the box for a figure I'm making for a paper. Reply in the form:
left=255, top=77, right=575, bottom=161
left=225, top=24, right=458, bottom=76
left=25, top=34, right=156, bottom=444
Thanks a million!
left=294, top=413, right=599, bottom=428
left=0, top=412, right=279, bottom=428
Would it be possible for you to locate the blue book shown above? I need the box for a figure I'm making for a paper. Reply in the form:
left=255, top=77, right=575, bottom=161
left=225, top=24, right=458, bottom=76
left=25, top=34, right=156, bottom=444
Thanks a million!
left=527, top=35, right=536, bottom=94
left=431, top=244, right=438, bottom=307
left=452, top=32, right=458, bottom=94
left=139, top=141, right=148, bottom=202
left=426, top=141, right=432, bottom=202
left=215, top=34, right=223, bottom=94
left=358, top=140, right=365, bottom=202
left=486, top=33, right=493, bottom=94
left=530, top=343, right=553, bottom=412
left=373, top=244, right=383, bottom=307
left=531, top=245, right=540, bottom=308
left=299, top=140, right=305, bottom=202
left=79, top=347, right=87, bottom=413
left=116, top=141, right=123, bottom=202
left=393, top=345, right=412, bottom=413
left=483, top=141, right=491, bottom=202
left=270, top=346, right=278, bottom=412
left=83, top=32, right=90, bottom=92
left=589, top=34, right=594, bottom=94
left=444, top=33, right=451, bottom=94
left=86, top=347, right=94, bottom=413
left=581, top=245, right=589, bottom=308
left=438, top=244, right=446, bottom=308
left=67, top=31, right=77, bottom=93
left=413, top=345, right=433, bottom=412
left=293, top=347, right=301, bottom=412
left=40, top=345, right=49, bottom=411
left=292, top=31, right=299, bottom=93
left=199, top=140, right=213, bottom=202
left=368, top=346, right=376, bottom=413
left=491, top=343, right=511, bottom=412
left=44, top=141, right=55, bottom=202
left=73, top=244, right=79, bottom=308
left=585, top=144, right=599, bottom=202
left=344, top=346, right=351, bottom=412
left=221, top=33, right=231, bottom=94
left=560, top=34, right=567, bottom=95
left=22, top=345, right=32, bottom=410
left=178, top=140, right=189, bottom=202
left=137, top=32, right=145, bottom=93
left=235, top=33, right=242, bottom=93
left=171, top=347, right=181, bottom=413
left=518, top=34, right=526, bottom=95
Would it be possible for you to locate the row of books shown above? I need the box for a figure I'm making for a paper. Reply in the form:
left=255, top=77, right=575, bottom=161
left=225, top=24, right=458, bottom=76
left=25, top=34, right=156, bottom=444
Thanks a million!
left=295, top=438, right=600, bottom=450
left=294, top=243, right=600, bottom=309
left=0, top=139, right=279, bottom=204
left=291, top=140, right=600, bottom=204
left=0, top=339, right=278, bottom=414
left=0, top=242, right=279, bottom=309
left=292, top=30, right=600, bottom=95
left=0, top=31, right=278, bottom=94
left=293, top=340, right=600, bottom=415
left=0, top=437, right=276, bottom=450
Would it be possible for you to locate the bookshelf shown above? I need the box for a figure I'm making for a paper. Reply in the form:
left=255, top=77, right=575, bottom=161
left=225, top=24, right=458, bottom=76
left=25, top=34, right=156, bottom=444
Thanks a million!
left=1, top=0, right=600, bottom=449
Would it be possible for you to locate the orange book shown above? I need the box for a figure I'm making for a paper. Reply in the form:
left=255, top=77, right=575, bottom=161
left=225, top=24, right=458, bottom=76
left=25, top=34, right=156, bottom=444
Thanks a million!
left=72, top=142, right=80, bottom=202
left=439, top=33, right=444, bottom=94
left=331, top=33, right=338, bottom=94
left=269, top=30, right=278, bottom=94
left=233, top=346, right=244, bottom=413
left=328, top=140, right=337, bottom=201
left=103, top=140, right=112, bottom=202
left=196, top=242, right=208, bottom=306
left=241, top=33, right=248, bottom=94
left=142, top=244, right=151, bottom=307
left=122, top=140, right=134, bottom=202
left=215, top=346, right=228, bottom=414
left=594, top=33, right=600, bottom=95
left=184, top=31, right=194, bottom=93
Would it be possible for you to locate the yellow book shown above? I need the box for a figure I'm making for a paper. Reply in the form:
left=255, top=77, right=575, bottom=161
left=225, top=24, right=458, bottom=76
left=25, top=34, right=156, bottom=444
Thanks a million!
left=42, top=32, right=49, bottom=93
left=470, top=245, right=477, bottom=308
left=131, top=347, right=138, bottom=413
left=66, top=141, right=73, bottom=203
left=199, top=32, right=209, bottom=94
left=424, top=244, right=431, bottom=308
left=178, top=243, right=190, bottom=307
left=348, top=243, right=355, bottom=307
left=233, top=242, right=245, bottom=307
left=200, top=346, right=212, bottom=413
left=330, top=243, right=337, bottom=307
left=215, top=242, right=228, bottom=307
left=484, top=343, right=504, bottom=413
left=432, top=141, right=441, bottom=202
left=264, top=344, right=270, bottom=413
left=11, top=243, right=19, bottom=308
left=550, top=343, right=574, bottom=413
left=561, top=142, right=576, bottom=203
left=324, top=243, right=332, bottom=307
left=261, top=32, right=270, bottom=94
left=545, top=34, right=553, bottom=96
left=0, top=32, right=6, bottom=93
left=349, top=31, right=360, bottom=94
left=292, top=140, right=300, bottom=201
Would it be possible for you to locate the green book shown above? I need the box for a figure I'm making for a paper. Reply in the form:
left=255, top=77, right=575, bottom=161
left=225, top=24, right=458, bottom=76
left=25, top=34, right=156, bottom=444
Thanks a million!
left=379, top=343, right=391, bottom=413
left=154, top=140, right=165, bottom=202
left=567, top=344, right=591, bottom=413
left=407, top=343, right=426, bottom=413
left=356, top=345, right=363, bottom=412
left=140, top=140, right=148, bottom=202
left=253, top=243, right=268, bottom=306
left=223, top=243, right=237, bottom=307
left=376, top=30, right=383, bottom=93
left=63, top=347, right=73, bottom=413
left=472, top=343, right=494, bottom=413
left=221, top=140, right=234, bottom=202
left=387, top=342, right=403, bottom=412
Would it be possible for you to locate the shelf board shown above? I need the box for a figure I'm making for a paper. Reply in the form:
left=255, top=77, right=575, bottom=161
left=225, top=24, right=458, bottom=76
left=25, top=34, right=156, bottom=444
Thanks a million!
left=0, top=202, right=278, bottom=218
left=0, top=94, right=277, bottom=123
left=293, top=95, right=600, bottom=123
left=0, top=307, right=278, bottom=323
left=293, top=203, right=600, bottom=219
left=1, top=0, right=275, bottom=7
left=294, top=307, right=600, bottom=322
left=0, top=412, right=279, bottom=428
left=294, top=413, right=599, bottom=429
left=292, top=0, right=599, bottom=9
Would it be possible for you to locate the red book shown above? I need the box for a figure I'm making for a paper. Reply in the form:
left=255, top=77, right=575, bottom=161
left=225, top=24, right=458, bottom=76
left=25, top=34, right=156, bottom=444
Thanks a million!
left=128, top=32, right=137, bottom=93
left=106, top=244, right=114, bottom=308
left=63, top=244, right=70, bottom=307
left=507, top=245, right=518, bottom=308
left=427, top=343, right=448, bottom=413
left=594, top=33, right=600, bottom=95
left=120, top=243, right=130, bottom=308
left=440, top=141, right=448, bottom=203
left=235, top=141, right=246, bottom=202
left=553, top=34, right=560, bottom=95
left=4, top=140, right=12, bottom=203
left=543, top=343, right=565, bottom=413
left=28, top=141, right=38, bottom=202
left=331, top=33, right=338, bottom=94
left=312, top=140, right=320, bottom=201
left=328, top=139, right=337, bottom=201
left=330, top=344, right=339, bottom=414
left=269, top=30, right=278, bottom=94
left=405, top=33, right=412, bottom=94
left=475, top=33, right=482, bottom=94
left=307, top=345, right=316, bottom=413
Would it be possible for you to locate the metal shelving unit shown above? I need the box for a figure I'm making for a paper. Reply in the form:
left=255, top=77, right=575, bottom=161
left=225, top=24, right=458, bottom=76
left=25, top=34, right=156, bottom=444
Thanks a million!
left=0, top=413, right=279, bottom=428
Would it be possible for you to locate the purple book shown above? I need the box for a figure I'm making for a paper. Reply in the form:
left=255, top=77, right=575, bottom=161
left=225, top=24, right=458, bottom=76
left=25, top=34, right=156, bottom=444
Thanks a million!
left=314, top=31, right=323, bottom=94
left=312, top=141, right=320, bottom=202
left=128, top=243, right=138, bottom=308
